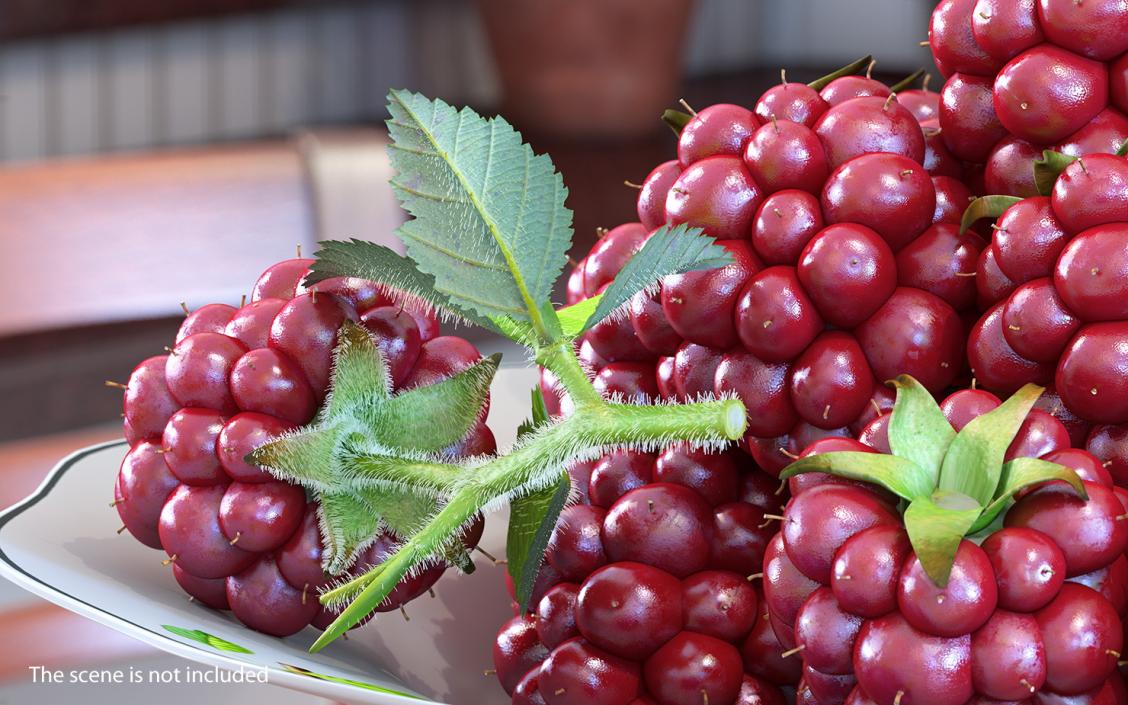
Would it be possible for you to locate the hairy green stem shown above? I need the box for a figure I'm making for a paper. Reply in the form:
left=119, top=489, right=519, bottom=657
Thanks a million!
left=310, top=393, right=746, bottom=651
left=536, top=340, right=602, bottom=408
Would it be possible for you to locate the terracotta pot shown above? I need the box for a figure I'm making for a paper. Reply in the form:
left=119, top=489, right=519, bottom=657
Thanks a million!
left=477, top=0, right=696, bottom=138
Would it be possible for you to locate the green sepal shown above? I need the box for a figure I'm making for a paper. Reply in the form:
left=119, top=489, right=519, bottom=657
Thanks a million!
left=581, top=224, right=731, bottom=332
left=1034, top=150, right=1077, bottom=196
left=494, top=296, right=600, bottom=345
left=1117, top=139, right=1128, bottom=158
left=960, top=195, right=1022, bottom=234
left=969, top=457, right=1088, bottom=533
left=325, top=321, right=392, bottom=414
left=939, top=384, right=1043, bottom=506
left=354, top=485, right=473, bottom=572
left=318, top=491, right=382, bottom=573
left=250, top=322, right=492, bottom=574
left=506, top=473, right=571, bottom=611
left=342, top=452, right=460, bottom=494
left=357, top=481, right=449, bottom=539
left=662, top=109, right=692, bottom=135
left=539, top=299, right=564, bottom=342
left=807, top=55, right=873, bottom=90
left=780, top=451, right=933, bottom=501
left=889, top=68, right=927, bottom=95
left=557, top=294, right=603, bottom=336
left=887, top=375, right=955, bottom=486
left=248, top=423, right=343, bottom=492
left=904, top=490, right=984, bottom=587
left=367, top=353, right=500, bottom=452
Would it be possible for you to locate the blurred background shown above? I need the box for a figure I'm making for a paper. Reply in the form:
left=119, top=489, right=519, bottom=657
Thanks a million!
left=0, top=0, right=933, bottom=701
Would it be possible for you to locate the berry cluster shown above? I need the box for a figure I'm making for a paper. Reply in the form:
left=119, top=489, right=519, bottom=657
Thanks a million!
left=493, top=448, right=796, bottom=705
left=772, top=388, right=1128, bottom=704
left=553, top=81, right=984, bottom=476
left=115, top=258, right=491, bottom=636
left=930, top=0, right=1128, bottom=197
left=965, top=151, right=1128, bottom=484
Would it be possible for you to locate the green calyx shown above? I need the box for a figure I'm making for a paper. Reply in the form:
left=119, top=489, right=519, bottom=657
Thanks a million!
left=1033, top=149, right=1078, bottom=196
left=888, top=67, right=927, bottom=95
left=962, top=144, right=1128, bottom=231
left=1031, top=142, right=1128, bottom=195
left=780, top=376, right=1086, bottom=587
left=660, top=55, right=874, bottom=136
left=250, top=90, right=750, bottom=653
left=249, top=320, right=499, bottom=574
left=960, top=195, right=1022, bottom=234
left=806, top=54, right=874, bottom=91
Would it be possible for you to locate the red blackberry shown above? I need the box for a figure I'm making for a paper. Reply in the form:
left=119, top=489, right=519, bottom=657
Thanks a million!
left=930, top=0, right=1128, bottom=197
left=963, top=150, right=1128, bottom=481
left=562, top=84, right=979, bottom=479
left=492, top=447, right=792, bottom=705
left=113, top=257, right=491, bottom=636
left=773, top=377, right=1128, bottom=704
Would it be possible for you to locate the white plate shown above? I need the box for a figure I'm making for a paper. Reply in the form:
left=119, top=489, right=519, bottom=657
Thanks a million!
left=0, top=365, right=540, bottom=705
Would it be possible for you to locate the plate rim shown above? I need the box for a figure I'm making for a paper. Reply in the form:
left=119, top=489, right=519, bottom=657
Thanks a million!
left=0, top=439, right=430, bottom=705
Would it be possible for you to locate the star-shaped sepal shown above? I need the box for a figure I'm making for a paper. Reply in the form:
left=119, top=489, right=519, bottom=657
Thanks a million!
left=249, top=320, right=498, bottom=573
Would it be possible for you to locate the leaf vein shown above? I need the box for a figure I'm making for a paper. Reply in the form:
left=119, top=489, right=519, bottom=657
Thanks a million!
left=398, top=226, right=509, bottom=270
left=392, top=179, right=471, bottom=205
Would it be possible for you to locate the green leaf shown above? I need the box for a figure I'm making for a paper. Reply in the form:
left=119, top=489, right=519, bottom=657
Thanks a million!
left=889, top=67, right=927, bottom=94
left=970, top=457, right=1088, bottom=533
left=1034, top=150, right=1078, bottom=196
left=904, top=491, right=983, bottom=587
left=960, top=195, right=1022, bottom=234
left=1117, top=139, right=1128, bottom=158
left=506, top=472, right=571, bottom=611
left=582, top=224, right=731, bottom=332
left=517, top=386, right=552, bottom=440
left=939, top=384, right=1044, bottom=506
left=887, top=375, right=955, bottom=487
left=366, top=353, right=500, bottom=452
left=488, top=315, right=537, bottom=346
left=386, top=89, right=573, bottom=332
left=162, top=625, right=253, bottom=654
left=780, top=451, right=934, bottom=501
left=807, top=55, right=874, bottom=90
left=557, top=294, right=603, bottom=336
left=662, top=109, right=692, bottom=135
left=304, top=239, right=496, bottom=330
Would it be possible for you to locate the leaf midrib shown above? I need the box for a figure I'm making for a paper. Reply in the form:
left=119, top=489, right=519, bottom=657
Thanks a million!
left=392, top=90, right=546, bottom=337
